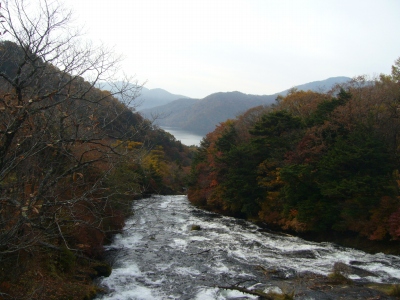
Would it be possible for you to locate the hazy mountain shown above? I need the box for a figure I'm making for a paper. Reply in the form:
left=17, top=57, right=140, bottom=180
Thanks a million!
left=279, top=76, right=351, bottom=96
left=143, top=92, right=276, bottom=134
left=97, top=81, right=189, bottom=110
left=136, top=87, right=190, bottom=110
left=140, top=76, right=351, bottom=135
left=142, top=98, right=199, bottom=122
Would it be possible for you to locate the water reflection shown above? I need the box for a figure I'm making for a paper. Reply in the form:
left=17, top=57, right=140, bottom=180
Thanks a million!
left=161, top=126, right=204, bottom=146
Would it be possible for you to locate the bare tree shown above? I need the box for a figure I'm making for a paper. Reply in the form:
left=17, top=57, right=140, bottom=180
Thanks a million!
left=0, top=0, right=145, bottom=258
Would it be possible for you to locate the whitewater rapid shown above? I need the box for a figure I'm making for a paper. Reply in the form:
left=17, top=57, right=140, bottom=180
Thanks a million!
left=96, top=195, right=400, bottom=299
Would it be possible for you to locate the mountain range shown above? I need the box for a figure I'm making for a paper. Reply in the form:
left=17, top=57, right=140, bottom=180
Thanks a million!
left=136, top=87, right=189, bottom=110
left=138, top=76, right=351, bottom=135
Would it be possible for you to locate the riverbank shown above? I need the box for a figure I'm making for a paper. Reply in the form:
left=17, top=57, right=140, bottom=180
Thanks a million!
left=298, top=231, right=400, bottom=256
left=194, top=205, right=400, bottom=257
left=251, top=221, right=400, bottom=256
left=0, top=196, right=130, bottom=300
left=0, top=248, right=112, bottom=300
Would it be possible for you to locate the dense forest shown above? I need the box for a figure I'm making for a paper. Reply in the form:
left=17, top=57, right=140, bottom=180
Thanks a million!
left=188, top=59, right=400, bottom=247
left=0, top=2, right=193, bottom=299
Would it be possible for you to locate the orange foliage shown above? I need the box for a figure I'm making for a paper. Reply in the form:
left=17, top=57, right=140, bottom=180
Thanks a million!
left=279, top=90, right=328, bottom=118
left=188, top=120, right=237, bottom=210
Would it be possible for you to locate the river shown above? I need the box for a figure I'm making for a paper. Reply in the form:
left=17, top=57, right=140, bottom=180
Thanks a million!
left=96, top=195, right=400, bottom=300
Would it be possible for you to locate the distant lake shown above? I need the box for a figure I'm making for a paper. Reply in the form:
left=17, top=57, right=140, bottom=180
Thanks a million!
left=160, top=126, right=204, bottom=146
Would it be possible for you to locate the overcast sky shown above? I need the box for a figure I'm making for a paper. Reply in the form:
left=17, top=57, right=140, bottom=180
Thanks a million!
left=63, top=0, right=400, bottom=98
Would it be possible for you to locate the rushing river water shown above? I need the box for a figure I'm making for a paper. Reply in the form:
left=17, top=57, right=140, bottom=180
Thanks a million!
left=96, top=195, right=400, bottom=300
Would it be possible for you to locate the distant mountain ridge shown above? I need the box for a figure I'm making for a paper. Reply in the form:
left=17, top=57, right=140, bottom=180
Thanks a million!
left=279, top=76, right=351, bottom=95
left=97, top=81, right=189, bottom=110
left=136, top=87, right=189, bottom=110
left=140, top=76, right=351, bottom=135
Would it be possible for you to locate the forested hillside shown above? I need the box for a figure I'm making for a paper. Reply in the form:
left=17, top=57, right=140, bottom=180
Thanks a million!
left=188, top=62, right=400, bottom=248
left=0, top=2, right=193, bottom=298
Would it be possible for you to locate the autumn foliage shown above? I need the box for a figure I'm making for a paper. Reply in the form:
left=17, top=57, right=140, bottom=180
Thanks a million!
left=0, top=1, right=193, bottom=298
left=189, top=59, right=400, bottom=243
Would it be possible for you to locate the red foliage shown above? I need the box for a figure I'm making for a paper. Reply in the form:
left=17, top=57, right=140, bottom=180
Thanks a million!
left=285, top=131, right=326, bottom=164
left=389, top=208, right=400, bottom=240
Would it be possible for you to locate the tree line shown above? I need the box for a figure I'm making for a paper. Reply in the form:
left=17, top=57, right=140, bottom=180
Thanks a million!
left=189, top=60, right=400, bottom=244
